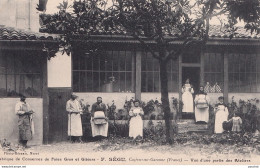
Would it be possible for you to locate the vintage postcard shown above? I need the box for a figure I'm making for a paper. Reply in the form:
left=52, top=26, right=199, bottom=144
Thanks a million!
left=0, top=0, right=259, bottom=166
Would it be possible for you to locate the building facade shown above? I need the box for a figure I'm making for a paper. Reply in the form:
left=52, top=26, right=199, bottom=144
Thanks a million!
left=1, top=0, right=260, bottom=144
left=70, top=33, right=260, bottom=108
left=0, top=0, right=55, bottom=145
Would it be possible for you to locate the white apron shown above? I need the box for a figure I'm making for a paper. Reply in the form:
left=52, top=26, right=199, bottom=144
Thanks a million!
left=182, top=84, right=194, bottom=113
left=129, top=108, right=143, bottom=138
left=91, top=111, right=108, bottom=137
left=214, top=104, right=228, bottom=133
left=68, top=113, right=83, bottom=136
left=194, top=94, right=209, bottom=123
left=66, top=99, right=83, bottom=136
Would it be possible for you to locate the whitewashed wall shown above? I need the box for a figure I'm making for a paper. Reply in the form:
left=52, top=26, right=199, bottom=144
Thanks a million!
left=0, top=98, right=43, bottom=145
left=0, top=0, right=40, bottom=32
left=229, top=93, right=260, bottom=108
left=141, top=92, right=179, bottom=112
left=48, top=52, right=71, bottom=87
left=75, top=92, right=135, bottom=111
left=207, top=93, right=224, bottom=105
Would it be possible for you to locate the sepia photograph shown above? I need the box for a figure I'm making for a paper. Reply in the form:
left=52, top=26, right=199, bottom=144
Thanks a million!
left=0, top=0, right=260, bottom=167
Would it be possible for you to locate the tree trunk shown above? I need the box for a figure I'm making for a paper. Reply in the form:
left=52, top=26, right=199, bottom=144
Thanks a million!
left=159, top=59, right=174, bottom=144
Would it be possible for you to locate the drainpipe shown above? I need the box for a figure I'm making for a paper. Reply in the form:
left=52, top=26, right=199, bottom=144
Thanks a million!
left=28, top=0, right=31, bottom=30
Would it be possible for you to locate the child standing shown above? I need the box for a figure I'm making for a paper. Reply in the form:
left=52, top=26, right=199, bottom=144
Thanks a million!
left=229, top=113, right=243, bottom=132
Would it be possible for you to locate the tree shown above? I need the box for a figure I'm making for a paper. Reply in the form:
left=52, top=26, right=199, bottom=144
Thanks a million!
left=41, top=0, right=260, bottom=144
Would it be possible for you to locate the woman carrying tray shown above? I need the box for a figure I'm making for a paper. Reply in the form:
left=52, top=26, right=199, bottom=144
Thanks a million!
left=91, top=97, right=108, bottom=139
left=194, top=86, right=210, bottom=124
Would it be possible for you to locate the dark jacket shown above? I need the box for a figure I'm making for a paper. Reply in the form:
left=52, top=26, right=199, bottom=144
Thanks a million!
left=91, top=102, right=107, bottom=117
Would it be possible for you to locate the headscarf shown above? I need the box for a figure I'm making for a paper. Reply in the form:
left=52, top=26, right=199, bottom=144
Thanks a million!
left=198, top=86, right=206, bottom=95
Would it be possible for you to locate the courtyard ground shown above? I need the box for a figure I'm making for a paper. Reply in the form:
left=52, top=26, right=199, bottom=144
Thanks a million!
left=1, top=133, right=260, bottom=165
left=19, top=137, right=260, bottom=165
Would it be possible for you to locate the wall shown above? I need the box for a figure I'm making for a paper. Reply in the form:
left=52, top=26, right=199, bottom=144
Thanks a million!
left=207, top=93, right=224, bottom=105
left=0, top=0, right=40, bottom=32
left=47, top=51, right=71, bottom=87
left=75, top=92, right=135, bottom=111
left=141, top=92, right=224, bottom=109
left=141, top=92, right=179, bottom=112
left=75, top=92, right=225, bottom=112
left=0, top=98, right=43, bottom=145
left=229, top=93, right=260, bottom=108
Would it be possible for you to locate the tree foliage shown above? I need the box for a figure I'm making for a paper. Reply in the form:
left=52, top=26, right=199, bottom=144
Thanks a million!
left=40, top=0, right=260, bottom=56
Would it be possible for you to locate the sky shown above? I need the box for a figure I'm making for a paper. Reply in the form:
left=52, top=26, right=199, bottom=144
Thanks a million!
left=45, top=0, right=244, bottom=26
left=45, top=0, right=73, bottom=14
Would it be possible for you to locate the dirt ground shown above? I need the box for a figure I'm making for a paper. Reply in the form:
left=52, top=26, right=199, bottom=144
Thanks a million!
left=21, top=139, right=259, bottom=165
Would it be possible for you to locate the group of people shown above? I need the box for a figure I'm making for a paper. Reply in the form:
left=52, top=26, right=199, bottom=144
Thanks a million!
left=182, top=79, right=242, bottom=133
left=182, top=79, right=210, bottom=123
left=15, top=94, right=144, bottom=148
left=66, top=94, right=144, bottom=143
left=15, top=82, right=243, bottom=147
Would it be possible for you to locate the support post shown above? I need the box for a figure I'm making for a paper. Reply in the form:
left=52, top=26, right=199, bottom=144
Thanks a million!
left=224, top=53, right=229, bottom=104
left=200, top=50, right=205, bottom=86
left=178, top=54, right=182, bottom=101
left=135, top=51, right=142, bottom=100
left=42, top=55, right=49, bottom=144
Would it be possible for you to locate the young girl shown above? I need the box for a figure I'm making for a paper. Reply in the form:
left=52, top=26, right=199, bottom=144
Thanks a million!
left=229, top=113, right=243, bottom=132
left=129, top=100, right=144, bottom=139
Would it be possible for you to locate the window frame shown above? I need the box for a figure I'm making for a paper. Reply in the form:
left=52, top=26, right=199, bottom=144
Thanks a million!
left=72, top=50, right=135, bottom=93
left=0, top=50, right=43, bottom=98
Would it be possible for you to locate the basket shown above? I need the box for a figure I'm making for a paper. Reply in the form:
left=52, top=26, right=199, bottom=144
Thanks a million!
left=196, top=103, right=208, bottom=109
left=93, top=111, right=107, bottom=125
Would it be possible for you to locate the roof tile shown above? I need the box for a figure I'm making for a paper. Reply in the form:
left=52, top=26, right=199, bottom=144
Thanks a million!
left=0, top=25, right=58, bottom=41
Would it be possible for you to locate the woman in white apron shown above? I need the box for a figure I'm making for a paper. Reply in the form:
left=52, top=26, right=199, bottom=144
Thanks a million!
left=214, top=96, right=229, bottom=133
left=129, top=100, right=144, bottom=139
left=194, top=86, right=210, bottom=123
left=182, top=79, right=194, bottom=118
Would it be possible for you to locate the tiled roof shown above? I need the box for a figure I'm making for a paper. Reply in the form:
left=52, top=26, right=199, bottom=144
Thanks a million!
left=0, top=26, right=57, bottom=41
left=70, top=25, right=260, bottom=40
left=208, top=25, right=260, bottom=39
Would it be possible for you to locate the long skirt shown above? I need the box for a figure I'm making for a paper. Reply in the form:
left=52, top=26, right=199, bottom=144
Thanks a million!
left=68, top=113, right=83, bottom=136
left=182, top=92, right=194, bottom=113
left=18, top=115, right=32, bottom=141
left=90, top=118, right=108, bottom=137
left=195, top=107, right=209, bottom=123
left=214, top=110, right=228, bottom=133
left=129, top=116, right=143, bottom=138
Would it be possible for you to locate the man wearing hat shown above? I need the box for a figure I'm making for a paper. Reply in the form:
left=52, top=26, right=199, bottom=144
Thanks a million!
left=66, top=94, right=83, bottom=142
left=15, top=95, right=34, bottom=148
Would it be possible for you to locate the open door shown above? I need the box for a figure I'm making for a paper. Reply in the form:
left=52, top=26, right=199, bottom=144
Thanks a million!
left=182, top=67, right=200, bottom=94
left=181, top=67, right=200, bottom=119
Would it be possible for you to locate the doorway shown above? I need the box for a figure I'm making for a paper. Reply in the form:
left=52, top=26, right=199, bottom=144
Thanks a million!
left=48, top=88, right=71, bottom=143
left=182, top=67, right=200, bottom=94
left=181, top=67, right=200, bottom=119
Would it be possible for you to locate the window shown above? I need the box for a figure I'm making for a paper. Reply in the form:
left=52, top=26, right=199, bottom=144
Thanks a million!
left=204, top=53, right=224, bottom=92
left=182, top=51, right=200, bottom=63
left=0, top=50, right=42, bottom=97
left=141, top=52, right=178, bottom=92
left=73, top=50, right=135, bottom=92
left=228, top=53, right=260, bottom=93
